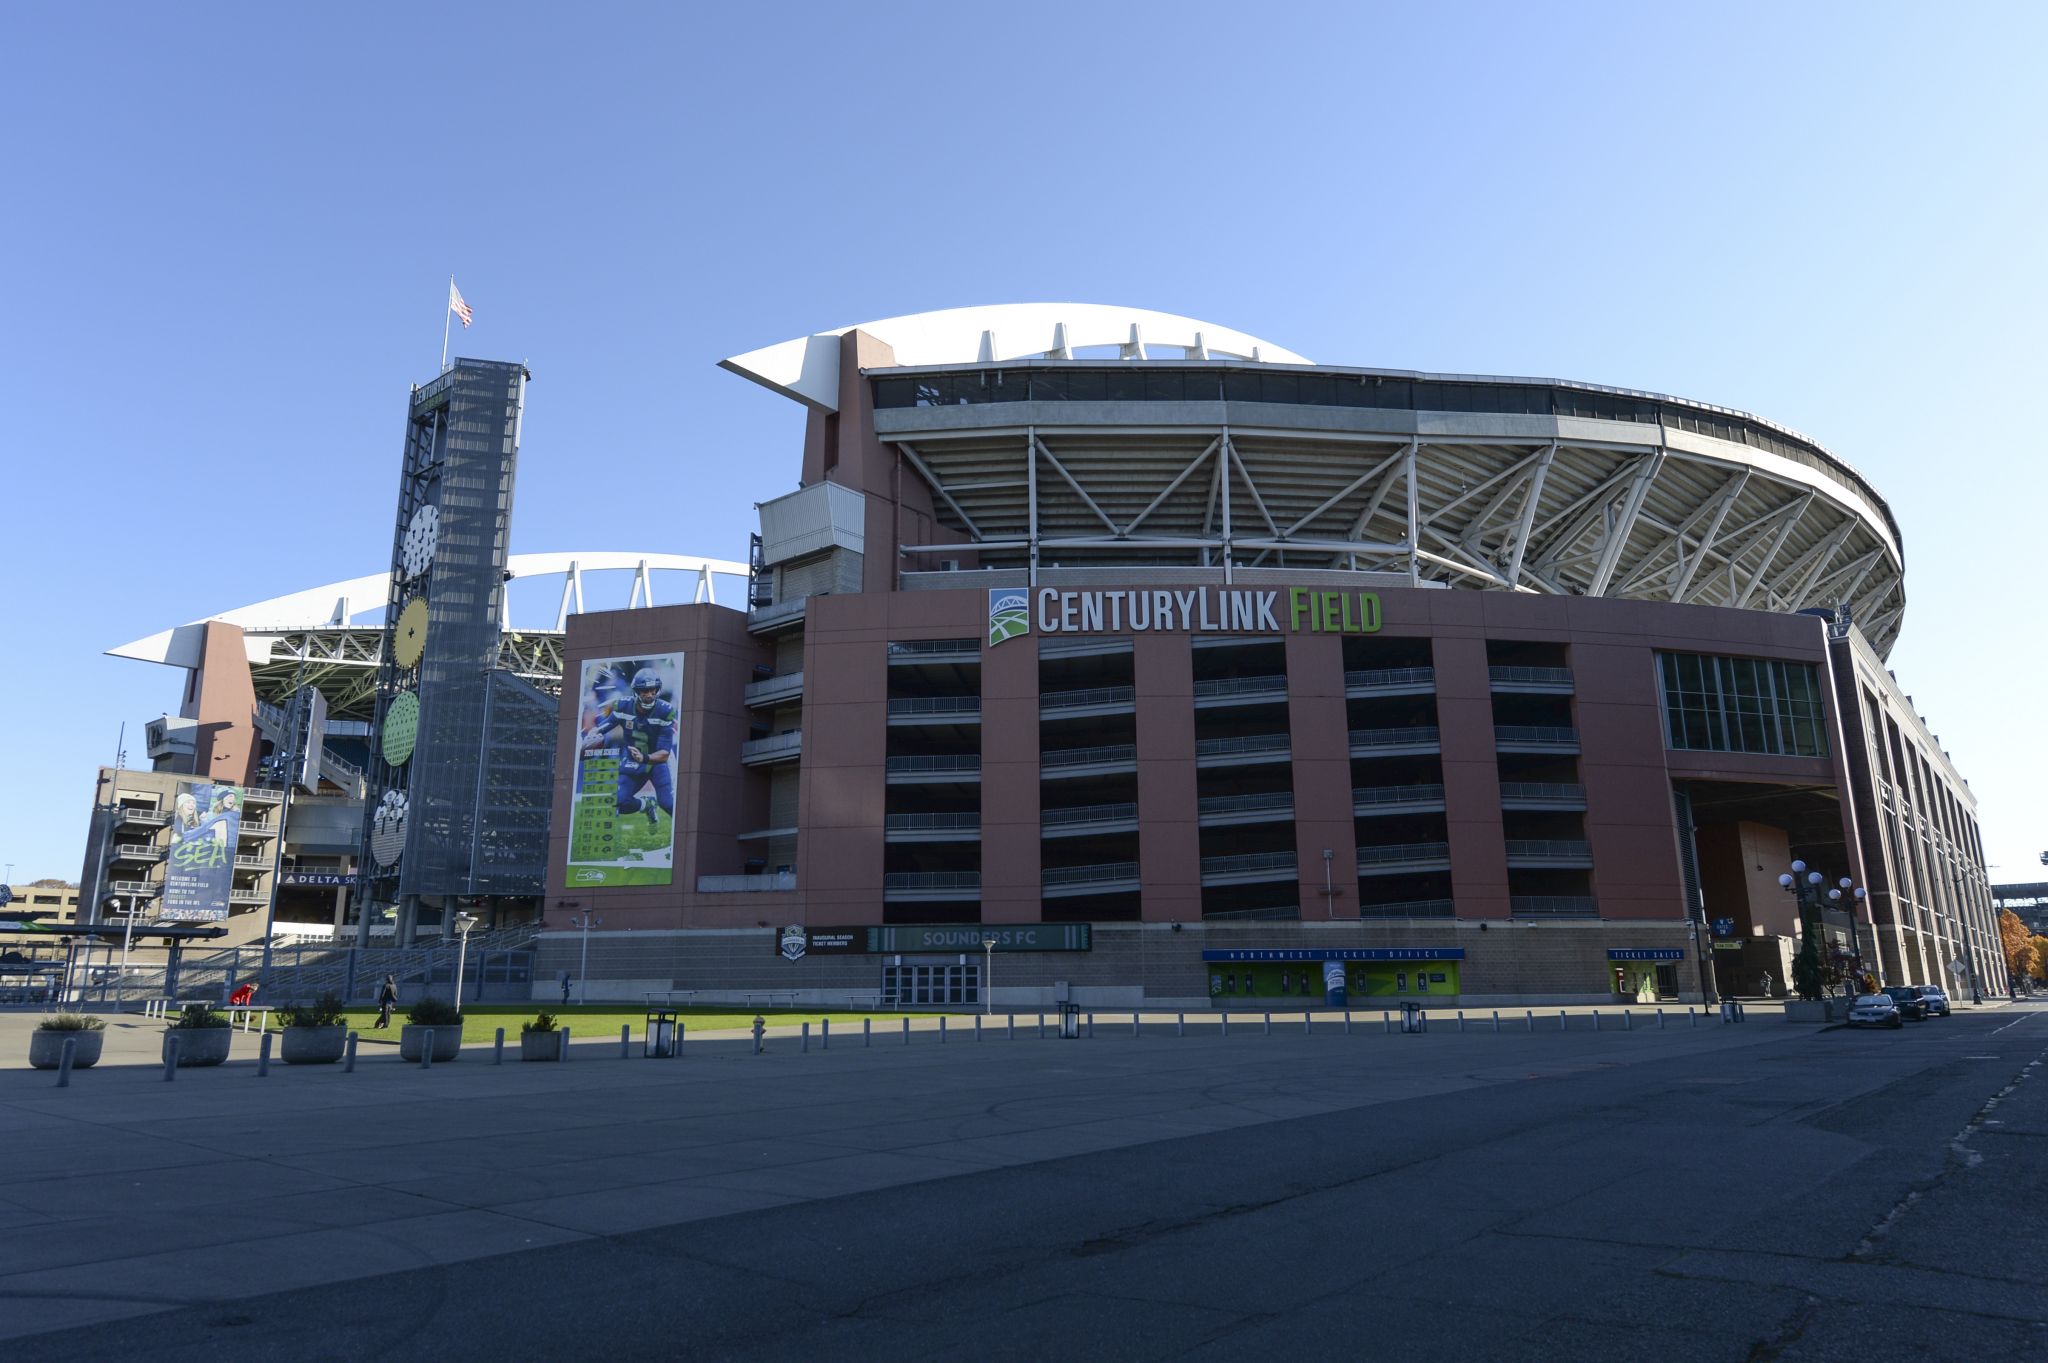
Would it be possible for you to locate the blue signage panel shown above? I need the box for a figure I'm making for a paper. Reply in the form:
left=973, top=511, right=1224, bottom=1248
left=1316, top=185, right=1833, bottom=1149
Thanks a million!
left=1607, top=948, right=1686, bottom=961
left=1202, top=947, right=1466, bottom=962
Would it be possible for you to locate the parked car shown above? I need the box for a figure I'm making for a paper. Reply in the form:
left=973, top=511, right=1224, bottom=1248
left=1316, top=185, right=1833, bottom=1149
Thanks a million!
left=1882, top=986, right=1929, bottom=1021
left=1912, top=985, right=1952, bottom=1017
left=1848, top=993, right=1904, bottom=1029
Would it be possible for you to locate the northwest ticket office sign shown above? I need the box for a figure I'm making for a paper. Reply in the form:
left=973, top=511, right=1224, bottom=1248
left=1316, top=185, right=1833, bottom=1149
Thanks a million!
left=992, top=585, right=1381, bottom=646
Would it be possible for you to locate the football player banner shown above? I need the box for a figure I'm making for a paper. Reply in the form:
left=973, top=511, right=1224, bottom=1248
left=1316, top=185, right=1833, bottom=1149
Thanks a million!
left=566, top=654, right=684, bottom=886
left=162, top=782, right=243, bottom=921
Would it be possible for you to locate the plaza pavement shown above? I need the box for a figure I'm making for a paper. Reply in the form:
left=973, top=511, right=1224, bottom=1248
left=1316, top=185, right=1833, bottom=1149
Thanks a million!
left=1, top=1001, right=2041, bottom=1361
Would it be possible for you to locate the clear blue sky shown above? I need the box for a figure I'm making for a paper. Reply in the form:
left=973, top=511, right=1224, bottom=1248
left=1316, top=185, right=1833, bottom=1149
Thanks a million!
left=1, top=3, right=2041, bottom=885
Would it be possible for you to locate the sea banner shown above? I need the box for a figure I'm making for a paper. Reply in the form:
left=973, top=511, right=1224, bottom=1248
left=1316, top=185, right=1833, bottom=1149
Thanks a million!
left=161, top=782, right=242, bottom=921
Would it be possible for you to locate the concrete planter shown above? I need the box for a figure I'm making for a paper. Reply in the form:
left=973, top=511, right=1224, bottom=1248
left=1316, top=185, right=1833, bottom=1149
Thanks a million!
left=520, top=1030, right=561, bottom=1061
left=167, top=1028, right=233, bottom=1066
left=400, top=1024, right=463, bottom=1062
left=29, top=1030, right=104, bottom=1069
left=280, top=1025, right=347, bottom=1065
left=1782, top=999, right=1838, bottom=1024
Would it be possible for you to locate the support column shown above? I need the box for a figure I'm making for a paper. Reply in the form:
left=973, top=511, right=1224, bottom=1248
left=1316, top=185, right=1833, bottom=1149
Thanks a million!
left=1285, top=632, right=1356, bottom=919
left=1134, top=636, right=1200, bottom=922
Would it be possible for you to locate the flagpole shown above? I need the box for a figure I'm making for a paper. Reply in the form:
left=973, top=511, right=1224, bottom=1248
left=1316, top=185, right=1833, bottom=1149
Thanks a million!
left=440, top=276, right=453, bottom=372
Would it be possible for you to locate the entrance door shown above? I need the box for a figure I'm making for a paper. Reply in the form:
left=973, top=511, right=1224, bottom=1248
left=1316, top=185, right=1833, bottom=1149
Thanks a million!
left=881, top=962, right=981, bottom=1007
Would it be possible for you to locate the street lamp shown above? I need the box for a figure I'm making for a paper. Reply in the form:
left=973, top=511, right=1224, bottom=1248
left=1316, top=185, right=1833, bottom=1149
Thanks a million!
left=1778, top=861, right=1826, bottom=1001
left=567, top=910, right=602, bottom=1004
left=451, top=910, right=480, bottom=1006
left=981, top=936, right=997, bottom=1015
left=1826, top=878, right=1871, bottom=994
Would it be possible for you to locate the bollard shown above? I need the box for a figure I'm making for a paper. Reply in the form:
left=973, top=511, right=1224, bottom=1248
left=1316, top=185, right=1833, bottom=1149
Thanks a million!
left=1303, top=1012, right=1312, bottom=1036
left=863, top=1017, right=871, bottom=1048
left=559, top=1026, right=572, bottom=1061
left=1343, top=1010, right=1352, bottom=1035
left=1263, top=1012, right=1271, bottom=1036
left=1492, top=1010, right=1500, bottom=1033
left=163, top=1032, right=179, bottom=1080
left=621, top=1025, right=631, bottom=1060
left=1559, top=1010, right=1567, bottom=1031
left=940, top=1016, right=947, bottom=1044
left=345, top=1031, right=359, bottom=1072
left=1689, top=1007, right=1697, bottom=1028
left=1624, top=1010, right=1632, bottom=1032
left=753, top=1018, right=765, bottom=1055
left=494, top=1027, right=506, bottom=1065
left=802, top=1022, right=810, bottom=1053
left=1526, top=1010, right=1534, bottom=1031
left=1383, top=1011, right=1391, bottom=1033
left=257, top=1032, right=273, bottom=1077
left=1178, top=1012, right=1186, bottom=1038
left=1221, top=1012, right=1229, bottom=1038
left=1134, top=1012, right=1141, bottom=1039
left=57, top=1036, right=76, bottom=1088
left=1592, top=1011, right=1601, bottom=1032
left=975, top=1015, right=982, bottom=1042
left=678, top=1023, right=686, bottom=1055
left=1658, top=1010, right=1665, bottom=1030
left=1457, top=1011, right=1465, bottom=1033
left=1038, top=1012, right=1046, bottom=1040
left=903, top=1017, right=910, bottom=1046
left=822, top=1019, right=830, bottom=1050
left=420, top=1036, right=433, bottom=1071
left=1008, top=1014, right=1015, bottom=1041
left=1087, top=1012, right=1095, bottom=1040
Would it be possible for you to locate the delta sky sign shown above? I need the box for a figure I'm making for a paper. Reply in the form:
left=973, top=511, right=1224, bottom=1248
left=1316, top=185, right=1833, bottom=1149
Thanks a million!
left=990, top=585, right=1381, bottom=646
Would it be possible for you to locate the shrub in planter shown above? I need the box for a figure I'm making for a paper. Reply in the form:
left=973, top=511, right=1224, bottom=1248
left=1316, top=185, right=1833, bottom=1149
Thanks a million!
left=277, top=992, right=349, bottom=1065
left=165, top=1004, right=232, bottom=1067
left=30, top=1014, right=107, bottom=1069
left=400, top=996, right=464, bottom=1062
left=520, top=1012, right=560, bottom=1061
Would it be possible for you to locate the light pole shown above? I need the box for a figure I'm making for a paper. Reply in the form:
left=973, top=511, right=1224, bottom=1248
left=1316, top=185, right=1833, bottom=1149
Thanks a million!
left=981, top=936, right=996, bottom=1015
left=1778, top=861, right=1826, bottom=1001
left=567, top=910, right=602, bottom=1004
left=451, top=910, right=479, bottom=1007
left=1826, top=879, right=1870, bottom=994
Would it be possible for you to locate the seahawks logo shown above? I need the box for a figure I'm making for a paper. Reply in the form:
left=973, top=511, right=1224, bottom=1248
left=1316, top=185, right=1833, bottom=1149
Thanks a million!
left=988, top=588, right=1028, bottom=647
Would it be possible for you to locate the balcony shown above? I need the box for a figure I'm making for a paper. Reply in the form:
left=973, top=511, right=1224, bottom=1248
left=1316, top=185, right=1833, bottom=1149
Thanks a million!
left=1351, top=783, right=1447, bottom=815
left=887, top=696, right=982, bottom=725
left=887, top=639, right=979, bottom=664
left=1042, top=743, right=1138, bottom=778
left=243, top=786, right=286, bottom=804
left=883, top=870, right=982, bottom=901
left=1198, top=791, right=1295, bottom=826
left=1194, top=733, right=1290, bottom=768
left=1348, top=725, right=1442, bottom=756
left=107, top=879, right=160, bottom=897
left=747, top=597, right=808, bottom=634
left=698, top=871, right=797, bottom=893
left=1192, top=674, right=1287, bottom=707
left=1355, top=842, right=1453, bottom=875
left=1358, top=898, right=1456, bottom=919
left=1344, top=666, right=1436, bottom=696
left=1488, top=665, right=1574, bottom=694
left=1511, top=895, right=1599, bottom=918
left=229, top=890, right=270, bottom=906
left=886, top=754, right=982, bottom=783
left=743, top=671, right=804, bottom=708
left=1039, top=685, right=1135, bottom=718
left=1494, top=725, right=1580, bottom=753
left=114, top=807, right=170, bottom=827
left=1199, top=850, right=1297, bottom=887
left=1041, top=802, right=1139, bottom=837
left=741, top=731, right=803, bottom=766
left=1042, top=861, right=1142, bottom=897
left=238, top=818, right=279, bottom=838
left=1498, top=781, right=1588, bottom=810
left=112, top=842, right=164, bottom=861
left=1505, top=839, right=1594, bottom=867
left=233, top=854, right=271, bottom=870
left=884, top=812, right=982, bottom=842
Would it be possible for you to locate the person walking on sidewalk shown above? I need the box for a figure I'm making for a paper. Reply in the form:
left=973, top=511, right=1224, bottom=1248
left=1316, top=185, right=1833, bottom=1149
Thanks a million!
left=374, top=975, right=398, bottom=1029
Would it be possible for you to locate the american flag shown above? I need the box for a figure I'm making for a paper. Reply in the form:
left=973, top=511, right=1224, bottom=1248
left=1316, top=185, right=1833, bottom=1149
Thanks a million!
left=449, top=281, right=473, bottom=328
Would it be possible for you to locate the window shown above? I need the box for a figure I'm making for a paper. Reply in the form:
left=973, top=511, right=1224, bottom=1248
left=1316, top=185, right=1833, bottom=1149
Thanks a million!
left=1657, top=652, right=1828, bottom=758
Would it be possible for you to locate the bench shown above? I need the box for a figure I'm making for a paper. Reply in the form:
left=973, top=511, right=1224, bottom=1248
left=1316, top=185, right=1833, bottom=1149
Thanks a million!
left=739, top=990, right=801, bottom=1010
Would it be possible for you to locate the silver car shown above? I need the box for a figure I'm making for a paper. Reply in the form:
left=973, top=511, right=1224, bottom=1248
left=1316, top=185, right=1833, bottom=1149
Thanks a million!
left=1847, top=992, right=1903, bottom=1029
left=1912, top=985, right=1952, bottom=1017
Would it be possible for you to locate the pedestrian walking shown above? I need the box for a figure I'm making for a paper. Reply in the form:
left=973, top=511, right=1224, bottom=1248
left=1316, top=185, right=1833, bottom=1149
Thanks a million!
left=1758, top=970, right=1774, bottom=999
left=558, top=970, right=572, bottom=1006
left=374, top=974, right=398, bottom=1029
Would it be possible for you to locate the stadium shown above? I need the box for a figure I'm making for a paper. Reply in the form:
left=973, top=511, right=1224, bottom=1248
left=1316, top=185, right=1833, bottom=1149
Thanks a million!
left=533, top=304, right=1999, bottom=1008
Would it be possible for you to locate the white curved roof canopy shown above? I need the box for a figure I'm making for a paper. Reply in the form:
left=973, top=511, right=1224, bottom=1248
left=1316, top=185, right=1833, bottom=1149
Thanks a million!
left=109, top=551, right=751, bottom=669
left=719, top=303, right=1313, bottom=412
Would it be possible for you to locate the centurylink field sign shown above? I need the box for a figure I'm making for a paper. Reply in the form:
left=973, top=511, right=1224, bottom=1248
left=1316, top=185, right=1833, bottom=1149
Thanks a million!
left=991, top=585, right=1380, bottom=646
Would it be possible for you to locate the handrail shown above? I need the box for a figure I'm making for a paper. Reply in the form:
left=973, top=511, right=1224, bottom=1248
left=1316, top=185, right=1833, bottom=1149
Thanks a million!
left=1039, top=685, right=1135, bottom=710
left=1511, top=895, right=1599, bottom=916
left=1344, top=666, right=1436, bottom=689
left=1358, top=899, right=1455, bottom=917
left=1195, top=733, right=1290, bottom=757
left=743, top=670, right=805, bottom=702
left=1200, top=851, right=1296, bottom=876
left=1042, top=802, right=1139, bottom=827
left=1348, top=725, right=1442, bottom=747
left=741, top=731, right=803, bottom=757
left=1043, top=861, right=1140, bottom=887
left=698, top=871, right=797, bottom=892
left=1498, top=781, right=1587, bottom=801
left=886, top=754, right=982, bottom=774
left=1351, top=784, right=1446, bottom=806
left=1504, top=839, right=1593, bottom=858
left=1355, top=842, right=1452, bottom=864
left=883, top=871, right=982, bottom=890
left=1494, top=725, right=1579, bottom=744
left=886, top=639, right=979, bottom=658
left=1198, top=791, right=1295, bottom=816
left=1488, top=665, right=1573, bottom=685
left=887, top=696, right=982, bottom=717
left=1192, top=674, right=1287, bottom=699
left=883, top=812, right=982, bottom=831
left=1043, top=743, right=1138, bottom=767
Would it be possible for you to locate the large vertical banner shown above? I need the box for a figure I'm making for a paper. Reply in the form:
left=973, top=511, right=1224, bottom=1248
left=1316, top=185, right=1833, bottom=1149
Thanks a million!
left=163, top=782, right=243, bottom=921
left=566, top=654, right=683, bottom=886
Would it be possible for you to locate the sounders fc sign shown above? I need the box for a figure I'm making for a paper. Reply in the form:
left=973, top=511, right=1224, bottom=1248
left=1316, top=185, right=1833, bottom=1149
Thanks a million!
left=991, top=585, right=1380, bottom=645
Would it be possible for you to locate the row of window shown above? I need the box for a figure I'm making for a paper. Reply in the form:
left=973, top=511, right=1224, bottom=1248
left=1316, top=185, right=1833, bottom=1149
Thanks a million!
left=1658, top=652, right=1828, bottom=758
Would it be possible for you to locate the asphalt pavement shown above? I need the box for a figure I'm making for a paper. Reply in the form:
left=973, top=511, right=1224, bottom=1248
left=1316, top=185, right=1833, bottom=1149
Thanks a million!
left=1, top=1002, right=2042, bottom=1362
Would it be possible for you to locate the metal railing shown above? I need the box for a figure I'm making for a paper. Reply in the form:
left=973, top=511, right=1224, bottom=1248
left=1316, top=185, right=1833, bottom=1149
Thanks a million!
left=743, top=671, right=804, bottom=704
left=1505, top=839, right=1593, bottom=861
left=1494, top=725, right=1579, bottom=745
left=233, top=855, right=270, bottom=869
left=1344, top=666, right=1436, bottom=690
left=1511, top=895, right=1599, bottom=917
left=882, top=871, right=982, bottom=891
left=107, top=879, right=159, bottom=896
left=115, top=808, right=170, bottom=825
left=1201, top=905, right=1300, bottom=921
left=1041, top=801, right=1139, bottom=828
left=698, top=871, right=797, bottom=892
left=741, top=731, right=803, bottom=760
left=1200, top=851, right=1297, bottom=877
left=1354, top=842, right=1452, bottom=865
left=883, top=812, right=982, bottom=833
left=748, top=597, right=808, bottom=628
left=1194, top=733, right=1290, bottom=759
left=1488, top=665, right=1573, bottom=686
left=1042, top=861, right=1140, bottom=888
left=886, top=754, right=982, bottom=775
left=1348, top=725, right=1442, bottom=748
left=1198, top=791, right=1295, bottom=817
left=887, top=696, right=982, bottom=718
left=244, top=786, right=286, bottom=803
left=229, top=890, right=270, bottom=905
left=1039, top=685, right=1135, bottom=711
left=1352, top=783, right=1446, bottom=806
left=1358, top=898, right=1456, bottom=918
left=1498, top=781, right=1587, bottom=803
left=112, top=843, right=164, bottom=859
left=1192, top=674, right=1287, bottom=700
left=886, top=639, right=979, bottom=659
left=1043, top=743, right=1138, bottom=768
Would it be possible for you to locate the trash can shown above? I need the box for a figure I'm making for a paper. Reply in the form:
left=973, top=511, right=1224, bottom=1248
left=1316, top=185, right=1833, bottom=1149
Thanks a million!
left=644, top=1008, right=678, bottom=1057
left=1399, top=1001, right=1427, bottom=1034
left=1057, top=1002, right=1082, bottom=1039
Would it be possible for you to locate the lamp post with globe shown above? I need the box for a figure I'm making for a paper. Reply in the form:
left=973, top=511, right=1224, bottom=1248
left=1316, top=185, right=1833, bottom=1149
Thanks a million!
left=1778, top=862, right=1827, bottom=1001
